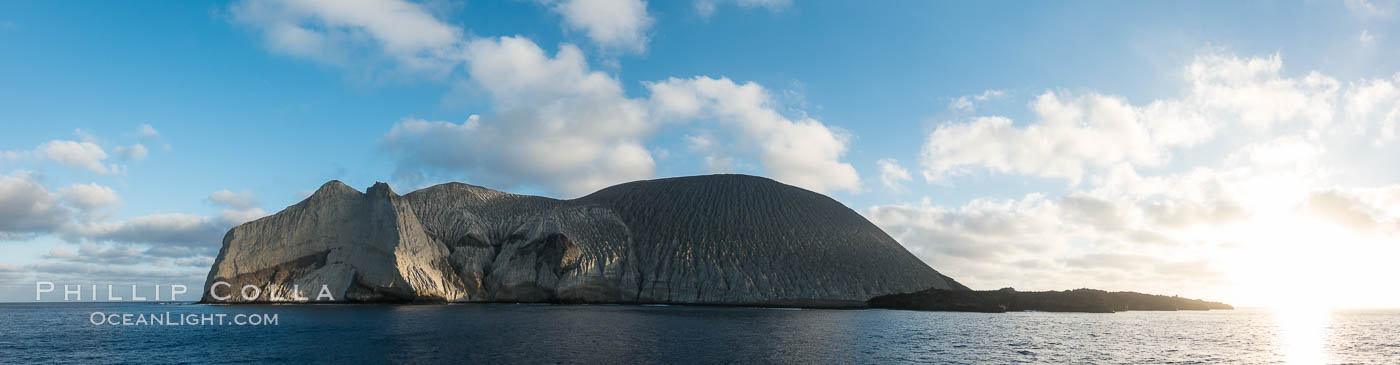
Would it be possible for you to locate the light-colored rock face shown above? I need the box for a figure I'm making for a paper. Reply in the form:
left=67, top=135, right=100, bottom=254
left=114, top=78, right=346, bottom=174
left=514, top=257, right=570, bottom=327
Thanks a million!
left=202, top=175, right=965, bottom=305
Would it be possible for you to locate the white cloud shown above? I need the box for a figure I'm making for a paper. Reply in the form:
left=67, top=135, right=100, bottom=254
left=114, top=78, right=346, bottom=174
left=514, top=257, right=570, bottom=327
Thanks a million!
left=865, top=172, right=1260, bottom=295
left=694, top=0, right=791, bottom=18
left=1185, top=53, right=1338, bottom=129
left=208, top=189, right=258, bottom=209
left=138, top=124, right=160, bottom=137
left=648, top=76, right=861, bottom=193
left=208, top=189, right=268, bottom=225
left=231, top=0, right=856, bottom=196
left=0, top=171, right=71, bottom=236
left=923, top=92, right=1163, bottom=183
left=948, top=89, right=1006, bottom=112
left=0, top=262, right=23, bottom=284
left=114, top=144, right=149, bottom=161
left=877, top=158, right=912, bottom=192
left=37, top=140, right=119, bottom=174
left=1298, top=187, right=1400, bottom=234
left=65, top=213, right=224, bottom=249
left=60, top=183, right=121, bottom=210
left=1360, top=29, right=1376, bottom=45
left=21, top=261, right=208, bottom=285
left=384, top=36, right=655, bottom=197
left=232, top=0, right=858, bottom=196
left=1346, top=0, right=1392, bottom=17
left=47, top=244, right=147, bottom=266
left=685, top=132, right=736, bottom=173
left=892, top=50, right=1400, bottom=306
left=544, top=0, right=654, bottom=53
left=229, top=0, right=466, bottom=77
left=45, top=188, right=260, bottom=252
left=1343, top=74, right=1400, bottom=143
left=1300, top=190, right=1382, bottom=232
left=379, top=34, right=855, bottom=196
left=921, top=53, right=1349, bottom=184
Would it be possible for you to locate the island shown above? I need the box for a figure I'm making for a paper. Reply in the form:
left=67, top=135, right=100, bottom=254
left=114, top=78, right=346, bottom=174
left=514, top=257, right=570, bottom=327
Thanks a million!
left=201, top=174, right=964, bottom=306
left=200, top=173, right=1230, bottom=313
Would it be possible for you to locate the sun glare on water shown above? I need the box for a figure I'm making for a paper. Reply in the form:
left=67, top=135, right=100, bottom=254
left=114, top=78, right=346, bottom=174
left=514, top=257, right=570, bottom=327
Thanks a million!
left=1273, top=304, right=1331, bottom=364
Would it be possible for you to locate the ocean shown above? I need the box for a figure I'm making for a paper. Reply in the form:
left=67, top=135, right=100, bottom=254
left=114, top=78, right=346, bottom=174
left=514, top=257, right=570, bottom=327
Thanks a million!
left=0, top=303, right=1395, bottom=364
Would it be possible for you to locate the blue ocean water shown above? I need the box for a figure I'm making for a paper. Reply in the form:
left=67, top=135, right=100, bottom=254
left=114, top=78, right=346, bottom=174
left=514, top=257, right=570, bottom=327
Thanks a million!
left=0, top=303, right=1395, bottom=364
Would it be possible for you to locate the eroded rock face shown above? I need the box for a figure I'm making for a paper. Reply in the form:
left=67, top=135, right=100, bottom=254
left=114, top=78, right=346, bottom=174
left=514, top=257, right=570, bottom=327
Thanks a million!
left=202, top=174, right=965, bottom=306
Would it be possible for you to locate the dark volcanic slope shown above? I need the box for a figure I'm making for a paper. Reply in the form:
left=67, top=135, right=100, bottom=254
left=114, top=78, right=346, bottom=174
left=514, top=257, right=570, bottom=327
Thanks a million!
left=203, top=174, right=964, bottom=306
left=575, top=175, right=966, bottom=303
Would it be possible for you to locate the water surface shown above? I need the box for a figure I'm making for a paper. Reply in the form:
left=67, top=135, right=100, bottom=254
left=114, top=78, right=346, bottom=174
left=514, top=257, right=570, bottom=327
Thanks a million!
left=0, top=303, right=1394, bottom=364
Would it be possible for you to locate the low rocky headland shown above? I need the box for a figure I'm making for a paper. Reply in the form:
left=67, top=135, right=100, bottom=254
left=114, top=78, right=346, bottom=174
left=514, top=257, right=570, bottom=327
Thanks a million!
left=868, top=287, right=1234, bottom=313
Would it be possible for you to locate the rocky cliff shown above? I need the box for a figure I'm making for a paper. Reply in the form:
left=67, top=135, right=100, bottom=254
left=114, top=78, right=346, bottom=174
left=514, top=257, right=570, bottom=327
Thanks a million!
left=201, top=174, right=966, bottom=306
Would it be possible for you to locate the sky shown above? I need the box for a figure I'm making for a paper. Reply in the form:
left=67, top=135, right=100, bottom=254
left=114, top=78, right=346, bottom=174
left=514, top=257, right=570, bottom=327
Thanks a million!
left=2, top=0, right=1399, bottom=307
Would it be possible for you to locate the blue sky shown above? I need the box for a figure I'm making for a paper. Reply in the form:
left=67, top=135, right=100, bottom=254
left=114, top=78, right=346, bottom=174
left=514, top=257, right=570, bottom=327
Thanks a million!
left=3, top=0, right=1400, bottom=306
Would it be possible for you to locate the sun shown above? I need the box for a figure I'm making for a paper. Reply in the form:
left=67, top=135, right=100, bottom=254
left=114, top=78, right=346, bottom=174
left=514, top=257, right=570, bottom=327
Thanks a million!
left=1213, top=202, right=1400, bottom=309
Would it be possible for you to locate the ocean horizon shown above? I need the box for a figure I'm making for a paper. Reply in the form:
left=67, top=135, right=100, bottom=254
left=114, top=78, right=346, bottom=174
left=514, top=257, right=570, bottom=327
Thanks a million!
left=3, top=302, right=1396, bottom=364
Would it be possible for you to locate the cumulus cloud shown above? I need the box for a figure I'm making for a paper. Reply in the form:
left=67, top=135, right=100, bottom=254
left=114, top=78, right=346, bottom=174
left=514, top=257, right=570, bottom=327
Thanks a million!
left=43, top=243, right=215, bottom=269
left=229, top=0, right=466, bottom=77
left=37, top=140, right=120, bottom=174
left=648, top=76, right=861, bottom=193
left=47, top=244, right=146, bottom=266
left=948, top=89, right=1006, bottom=112
left=543, top=0, right=653, bottom=53
left=1343, top=73, right=1400, bottom=143
left=233, top=0, right=861, bottom=197
left=59, top=183, right=121, bottom=211
left=888, top=51, right=1400, bottom=304
left=65, top=213, right=224, bottom=249
left=384, top=36, right=654, bottom=197
left=208, top=189, right=258, bottom=209
left=49, top=188, right=250, bottom=256
left=921, top=53, right=1348, bottom=184
left=381, top=37, right=857, bottom=196
left=1298, top=188, right=1400, bottom=233
left=866, top=187, right=1241, bottom=293
left=208, top=189, right=268, bottom=225
left=138, top=124, right=160, bottom=137
left=923, top=92, right=1164, bottom=183
left=0, top=262, right=22, bottom=284
left=22, top=261, right=208, bottom=285
left=1185, top=53, right=1338, bottom=130
left=0, top=171, right=240, bottom=255
left=1346, top=0, right=1392, bottom=17
left=876, top=158, right=911, bottom=192
left=694, top=0, right=791, bottom=18
left=685, top=131, right=736, bottom=173
left=3, top=136, right=127, bottom=174
left=1360, top=29, right=1377, bottom=46
left=0, top=171, right=71, bottom=236
left=114, top=144, right=148, bottom=161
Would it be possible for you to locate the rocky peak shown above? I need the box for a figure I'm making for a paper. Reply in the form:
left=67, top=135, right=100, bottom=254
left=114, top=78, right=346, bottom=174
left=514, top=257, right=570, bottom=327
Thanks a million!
left=309, top=180, right=360, bottom=200
left=367, top=182, right=396, bottom=198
